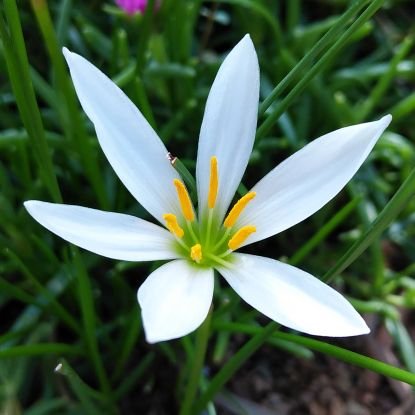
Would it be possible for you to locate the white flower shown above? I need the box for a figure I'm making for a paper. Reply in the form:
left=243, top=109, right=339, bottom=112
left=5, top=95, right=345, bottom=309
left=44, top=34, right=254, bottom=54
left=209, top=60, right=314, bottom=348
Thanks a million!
left=24, top=35, right=392, bottom=343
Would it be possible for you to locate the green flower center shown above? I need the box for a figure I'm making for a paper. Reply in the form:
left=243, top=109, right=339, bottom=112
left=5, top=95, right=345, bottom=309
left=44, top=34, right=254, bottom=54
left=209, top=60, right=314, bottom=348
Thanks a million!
left=163, top=156, right=256, bottom=267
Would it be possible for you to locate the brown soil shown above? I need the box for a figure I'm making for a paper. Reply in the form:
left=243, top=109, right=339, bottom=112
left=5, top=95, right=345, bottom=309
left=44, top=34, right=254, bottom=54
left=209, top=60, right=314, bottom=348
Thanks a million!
left=217, top=323, right=415, bottom=415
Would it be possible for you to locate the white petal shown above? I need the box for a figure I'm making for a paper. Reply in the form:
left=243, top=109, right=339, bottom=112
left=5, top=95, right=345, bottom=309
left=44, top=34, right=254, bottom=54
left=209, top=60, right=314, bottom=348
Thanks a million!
left=137, top=260, right=214, bottom=343
left=63, top=48, right=181, bottom=223
left=217, top=254, right=369, bottom=337
left=237, top=115, right=392, bottom=245
left=24, top=201, right=178, bottom=261
left=196, top=35, right=259, bottom=220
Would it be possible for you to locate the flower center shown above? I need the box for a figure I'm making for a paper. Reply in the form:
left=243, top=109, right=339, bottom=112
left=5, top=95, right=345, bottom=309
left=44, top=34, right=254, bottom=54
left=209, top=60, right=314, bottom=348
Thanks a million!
left=163, top=156, right=256, bottom=266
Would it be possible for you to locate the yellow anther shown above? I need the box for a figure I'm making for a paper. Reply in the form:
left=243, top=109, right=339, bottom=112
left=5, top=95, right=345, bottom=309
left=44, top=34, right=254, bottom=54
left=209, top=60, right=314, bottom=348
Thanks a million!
left=228, top=226, right=256, bottom=251
left=190, top=244, right=202, bottom=263
left=173, top=179, right=194, bottom=221
left=208, top=156, right=219, bottom=209
left=163, top=213, right=184, bottom=238
left=224, top=192, right=256, bottom=228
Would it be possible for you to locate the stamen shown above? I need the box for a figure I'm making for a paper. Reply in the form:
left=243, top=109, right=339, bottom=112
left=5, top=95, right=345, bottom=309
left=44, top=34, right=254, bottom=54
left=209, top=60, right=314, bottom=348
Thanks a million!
left=205, top=252, right=235, bottom=268
left=173, top=179, right=194, bottom=221
left=190, top=243, right=202, bottom=263
left=208, top=156, right=218, bottom=209
left=228, top=225, right=256, bottom=251
left=163, top=213, right=184, bottom=238
left=224, top=192, right=256, bottom=228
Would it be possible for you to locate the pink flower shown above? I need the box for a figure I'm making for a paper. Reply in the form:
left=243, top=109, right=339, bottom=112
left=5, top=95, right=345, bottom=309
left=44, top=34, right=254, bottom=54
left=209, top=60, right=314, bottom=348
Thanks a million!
left=116, top=0, right=148, bottom=14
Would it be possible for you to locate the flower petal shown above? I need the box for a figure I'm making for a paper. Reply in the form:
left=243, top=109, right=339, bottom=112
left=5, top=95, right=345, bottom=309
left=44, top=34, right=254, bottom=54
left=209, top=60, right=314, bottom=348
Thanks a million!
left=137, top=260, right=214, bottom=343
left=24, top=201, right=178, bottom=261
left=63, top=48, right=181, bottom=223
left=196, top=35, right=259, bottom=220
left=217, top=254, right=369, bottom=337
left=237, top=115, right=392, bottom=245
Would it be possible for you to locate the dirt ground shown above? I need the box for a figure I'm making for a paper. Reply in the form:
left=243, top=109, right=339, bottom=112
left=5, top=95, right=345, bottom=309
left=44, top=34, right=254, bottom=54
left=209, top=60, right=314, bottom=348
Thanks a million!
left=218, top=322, right=415, bottom=415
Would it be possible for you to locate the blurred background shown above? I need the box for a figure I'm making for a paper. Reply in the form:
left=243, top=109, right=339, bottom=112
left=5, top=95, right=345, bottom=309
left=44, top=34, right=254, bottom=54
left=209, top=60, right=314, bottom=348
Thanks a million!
left=1, top=0, right=415, bottom=413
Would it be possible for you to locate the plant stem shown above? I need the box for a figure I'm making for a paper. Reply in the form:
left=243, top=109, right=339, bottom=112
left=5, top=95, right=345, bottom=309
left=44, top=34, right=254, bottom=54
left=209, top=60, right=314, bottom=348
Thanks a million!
left=214, top=322, right=415, bottom=386
left=179, top=307, right=212, bottom=415
left=194, top=322, right=278, bottom=414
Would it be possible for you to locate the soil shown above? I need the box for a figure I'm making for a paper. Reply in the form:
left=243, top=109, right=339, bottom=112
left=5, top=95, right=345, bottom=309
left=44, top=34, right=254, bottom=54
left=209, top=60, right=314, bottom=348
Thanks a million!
left=217, top=321, right=415, bottom=415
